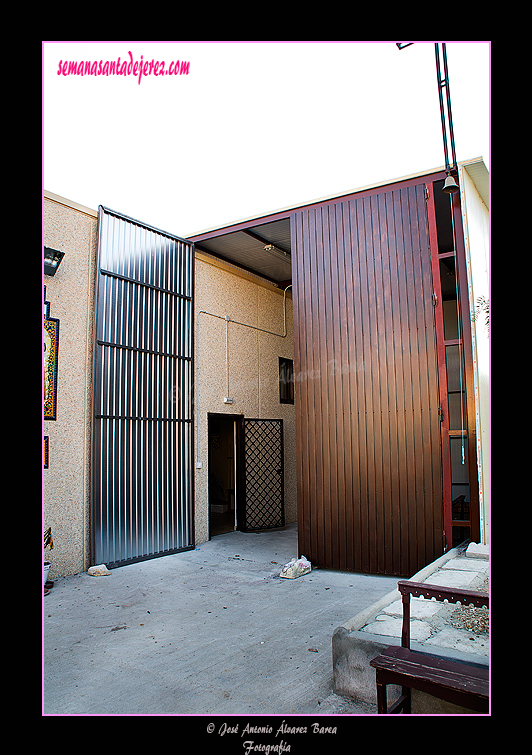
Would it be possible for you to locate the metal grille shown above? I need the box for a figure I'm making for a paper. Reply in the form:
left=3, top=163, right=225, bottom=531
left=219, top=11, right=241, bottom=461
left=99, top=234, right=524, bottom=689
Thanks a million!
left=92, top=207, right=194, bottom=568
left=243, top=419, right=284, bottom=531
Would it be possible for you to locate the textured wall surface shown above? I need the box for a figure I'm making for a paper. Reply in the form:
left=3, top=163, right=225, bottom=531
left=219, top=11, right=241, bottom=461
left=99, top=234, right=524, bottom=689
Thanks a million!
left=43, top=194, right=98, bottom=579
left=194, top=254, right=296, bottom=544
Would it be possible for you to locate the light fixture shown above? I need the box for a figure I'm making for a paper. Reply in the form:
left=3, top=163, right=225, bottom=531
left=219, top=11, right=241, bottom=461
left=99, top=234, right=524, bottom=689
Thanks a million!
left=44, top=247, right=65, bottom=276
left=264, top=243, right=290, bottom=263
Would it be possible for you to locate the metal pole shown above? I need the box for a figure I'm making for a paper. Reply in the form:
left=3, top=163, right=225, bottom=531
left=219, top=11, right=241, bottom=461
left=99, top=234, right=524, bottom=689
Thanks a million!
left=442, top=43, right=458, bottom=172
left=435, top=42, right=457, bottom=174
left=398, top=42, right=458, bottom=177
left=435, top=43, right=450, bottom=173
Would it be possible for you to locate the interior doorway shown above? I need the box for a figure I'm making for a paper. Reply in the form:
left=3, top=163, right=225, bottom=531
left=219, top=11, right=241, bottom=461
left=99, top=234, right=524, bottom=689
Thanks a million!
left=208, top=414, right=242, bottom=537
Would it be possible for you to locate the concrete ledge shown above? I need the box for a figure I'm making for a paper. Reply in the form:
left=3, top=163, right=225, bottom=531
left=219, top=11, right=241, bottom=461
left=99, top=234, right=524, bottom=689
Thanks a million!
left=466, top=542, right=489, bottom=559
left=332, top=546, right=489, bottom=714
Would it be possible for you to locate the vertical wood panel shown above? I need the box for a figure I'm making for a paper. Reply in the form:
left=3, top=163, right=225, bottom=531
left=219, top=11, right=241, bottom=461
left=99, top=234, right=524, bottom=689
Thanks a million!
left=293, top=183, right=443, bottom=576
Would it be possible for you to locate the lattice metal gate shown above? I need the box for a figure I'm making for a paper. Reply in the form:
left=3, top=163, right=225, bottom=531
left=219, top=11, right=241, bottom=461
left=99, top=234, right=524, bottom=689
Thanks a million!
left=243, top=418, right=284, bottom=531
left=91, top=207, right=194, bottom=568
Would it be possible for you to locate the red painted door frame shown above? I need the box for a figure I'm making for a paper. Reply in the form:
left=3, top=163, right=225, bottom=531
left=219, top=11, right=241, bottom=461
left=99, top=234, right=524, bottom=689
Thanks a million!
left=425, top=182, right=453, bottom=550
left=425, top=180, right=480, bottom=549
left=450, top=190, right=481, bottom=542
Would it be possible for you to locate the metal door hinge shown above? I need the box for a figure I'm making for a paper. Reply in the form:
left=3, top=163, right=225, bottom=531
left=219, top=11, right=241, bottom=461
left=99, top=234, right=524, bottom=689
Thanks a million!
left=432, top=292, right=438, bottom=306
left=425, top=187, right=430, bottom=201
left=438, top=406, right=444, bottom=422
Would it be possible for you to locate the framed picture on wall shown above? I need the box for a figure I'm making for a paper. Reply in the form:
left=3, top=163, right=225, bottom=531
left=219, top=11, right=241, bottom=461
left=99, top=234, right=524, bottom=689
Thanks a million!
left=44, top=287, right=59, bottom=421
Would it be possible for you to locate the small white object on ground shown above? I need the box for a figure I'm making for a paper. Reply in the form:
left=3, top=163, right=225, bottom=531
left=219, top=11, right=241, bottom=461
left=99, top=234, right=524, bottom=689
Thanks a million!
left=280, top=556, right=312, bottom=579
left=88, top=564, right=111, bottom=576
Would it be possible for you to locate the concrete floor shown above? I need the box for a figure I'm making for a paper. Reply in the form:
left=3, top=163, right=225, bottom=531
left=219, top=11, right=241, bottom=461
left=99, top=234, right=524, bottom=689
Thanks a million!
left=43, top=523, right=398, bottom=716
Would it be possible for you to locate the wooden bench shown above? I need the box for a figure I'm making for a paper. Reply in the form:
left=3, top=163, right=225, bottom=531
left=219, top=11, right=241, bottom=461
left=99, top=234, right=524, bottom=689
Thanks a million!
left=369, top=580, right=489, bottom=714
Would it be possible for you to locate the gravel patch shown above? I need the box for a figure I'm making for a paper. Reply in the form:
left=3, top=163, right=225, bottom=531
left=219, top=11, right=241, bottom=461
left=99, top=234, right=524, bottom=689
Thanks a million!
left=449, top=575, right=489, bottom=636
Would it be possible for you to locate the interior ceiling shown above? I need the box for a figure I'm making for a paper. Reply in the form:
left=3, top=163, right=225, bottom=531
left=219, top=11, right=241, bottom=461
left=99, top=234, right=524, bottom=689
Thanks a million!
left=188, top=161, right=487, bottom=287
left=190, top=218, right=292, bottom=285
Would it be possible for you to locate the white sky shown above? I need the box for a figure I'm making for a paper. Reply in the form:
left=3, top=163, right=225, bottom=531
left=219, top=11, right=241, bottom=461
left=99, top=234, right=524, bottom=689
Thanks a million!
left=43, top=41, right=490, bottom=238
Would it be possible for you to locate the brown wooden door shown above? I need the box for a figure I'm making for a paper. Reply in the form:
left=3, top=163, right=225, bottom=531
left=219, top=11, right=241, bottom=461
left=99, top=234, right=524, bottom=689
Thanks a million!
left=291, top=182, right=444, bottom=576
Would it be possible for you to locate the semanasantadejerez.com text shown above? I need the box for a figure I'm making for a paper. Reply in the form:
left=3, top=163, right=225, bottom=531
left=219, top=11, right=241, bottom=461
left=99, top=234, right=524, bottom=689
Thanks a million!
left=57, top=51, right=190, bottom=84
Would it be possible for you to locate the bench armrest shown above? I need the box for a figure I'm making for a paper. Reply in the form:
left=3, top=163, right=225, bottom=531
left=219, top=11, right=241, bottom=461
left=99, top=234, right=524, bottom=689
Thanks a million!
left=397, top=580, right=488, bottom=649
left=398, top=580, right=488, bottom=608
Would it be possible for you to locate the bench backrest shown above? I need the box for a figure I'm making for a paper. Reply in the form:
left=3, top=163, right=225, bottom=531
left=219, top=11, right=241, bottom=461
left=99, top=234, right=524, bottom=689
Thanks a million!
left=397, top=580, right=489, bottom=649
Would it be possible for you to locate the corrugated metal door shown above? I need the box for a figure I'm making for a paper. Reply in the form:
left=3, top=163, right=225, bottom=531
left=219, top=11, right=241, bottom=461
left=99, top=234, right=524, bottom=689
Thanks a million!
left=292, top=183, right=444, bottom=576
left=92, top=207, right=194, bottom=568
left=243, top=419, right=284, bottom=531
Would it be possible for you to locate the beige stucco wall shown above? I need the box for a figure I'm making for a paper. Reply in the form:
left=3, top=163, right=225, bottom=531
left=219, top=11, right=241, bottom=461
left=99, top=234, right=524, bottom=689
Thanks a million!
left=194, top=253, right=297, bottom=544
left=43, top=192, right=98, bottom=579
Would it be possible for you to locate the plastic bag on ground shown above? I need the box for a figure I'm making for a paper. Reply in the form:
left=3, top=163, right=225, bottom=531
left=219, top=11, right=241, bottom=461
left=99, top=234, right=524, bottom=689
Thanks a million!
left=279, top=555, right=312, bottom=579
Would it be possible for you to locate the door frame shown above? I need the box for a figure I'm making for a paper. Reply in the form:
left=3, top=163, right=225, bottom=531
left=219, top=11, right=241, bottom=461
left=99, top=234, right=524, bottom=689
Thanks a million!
left=425, top=181, right=480, bottom=549
left=426, top=182, right=453, bottom=550
left=207, top=413, right=245, bottom=537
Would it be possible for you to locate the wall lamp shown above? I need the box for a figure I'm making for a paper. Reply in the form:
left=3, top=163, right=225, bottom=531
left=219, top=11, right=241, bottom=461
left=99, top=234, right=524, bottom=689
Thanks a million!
left=44, top=247, right=65, bottom=276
